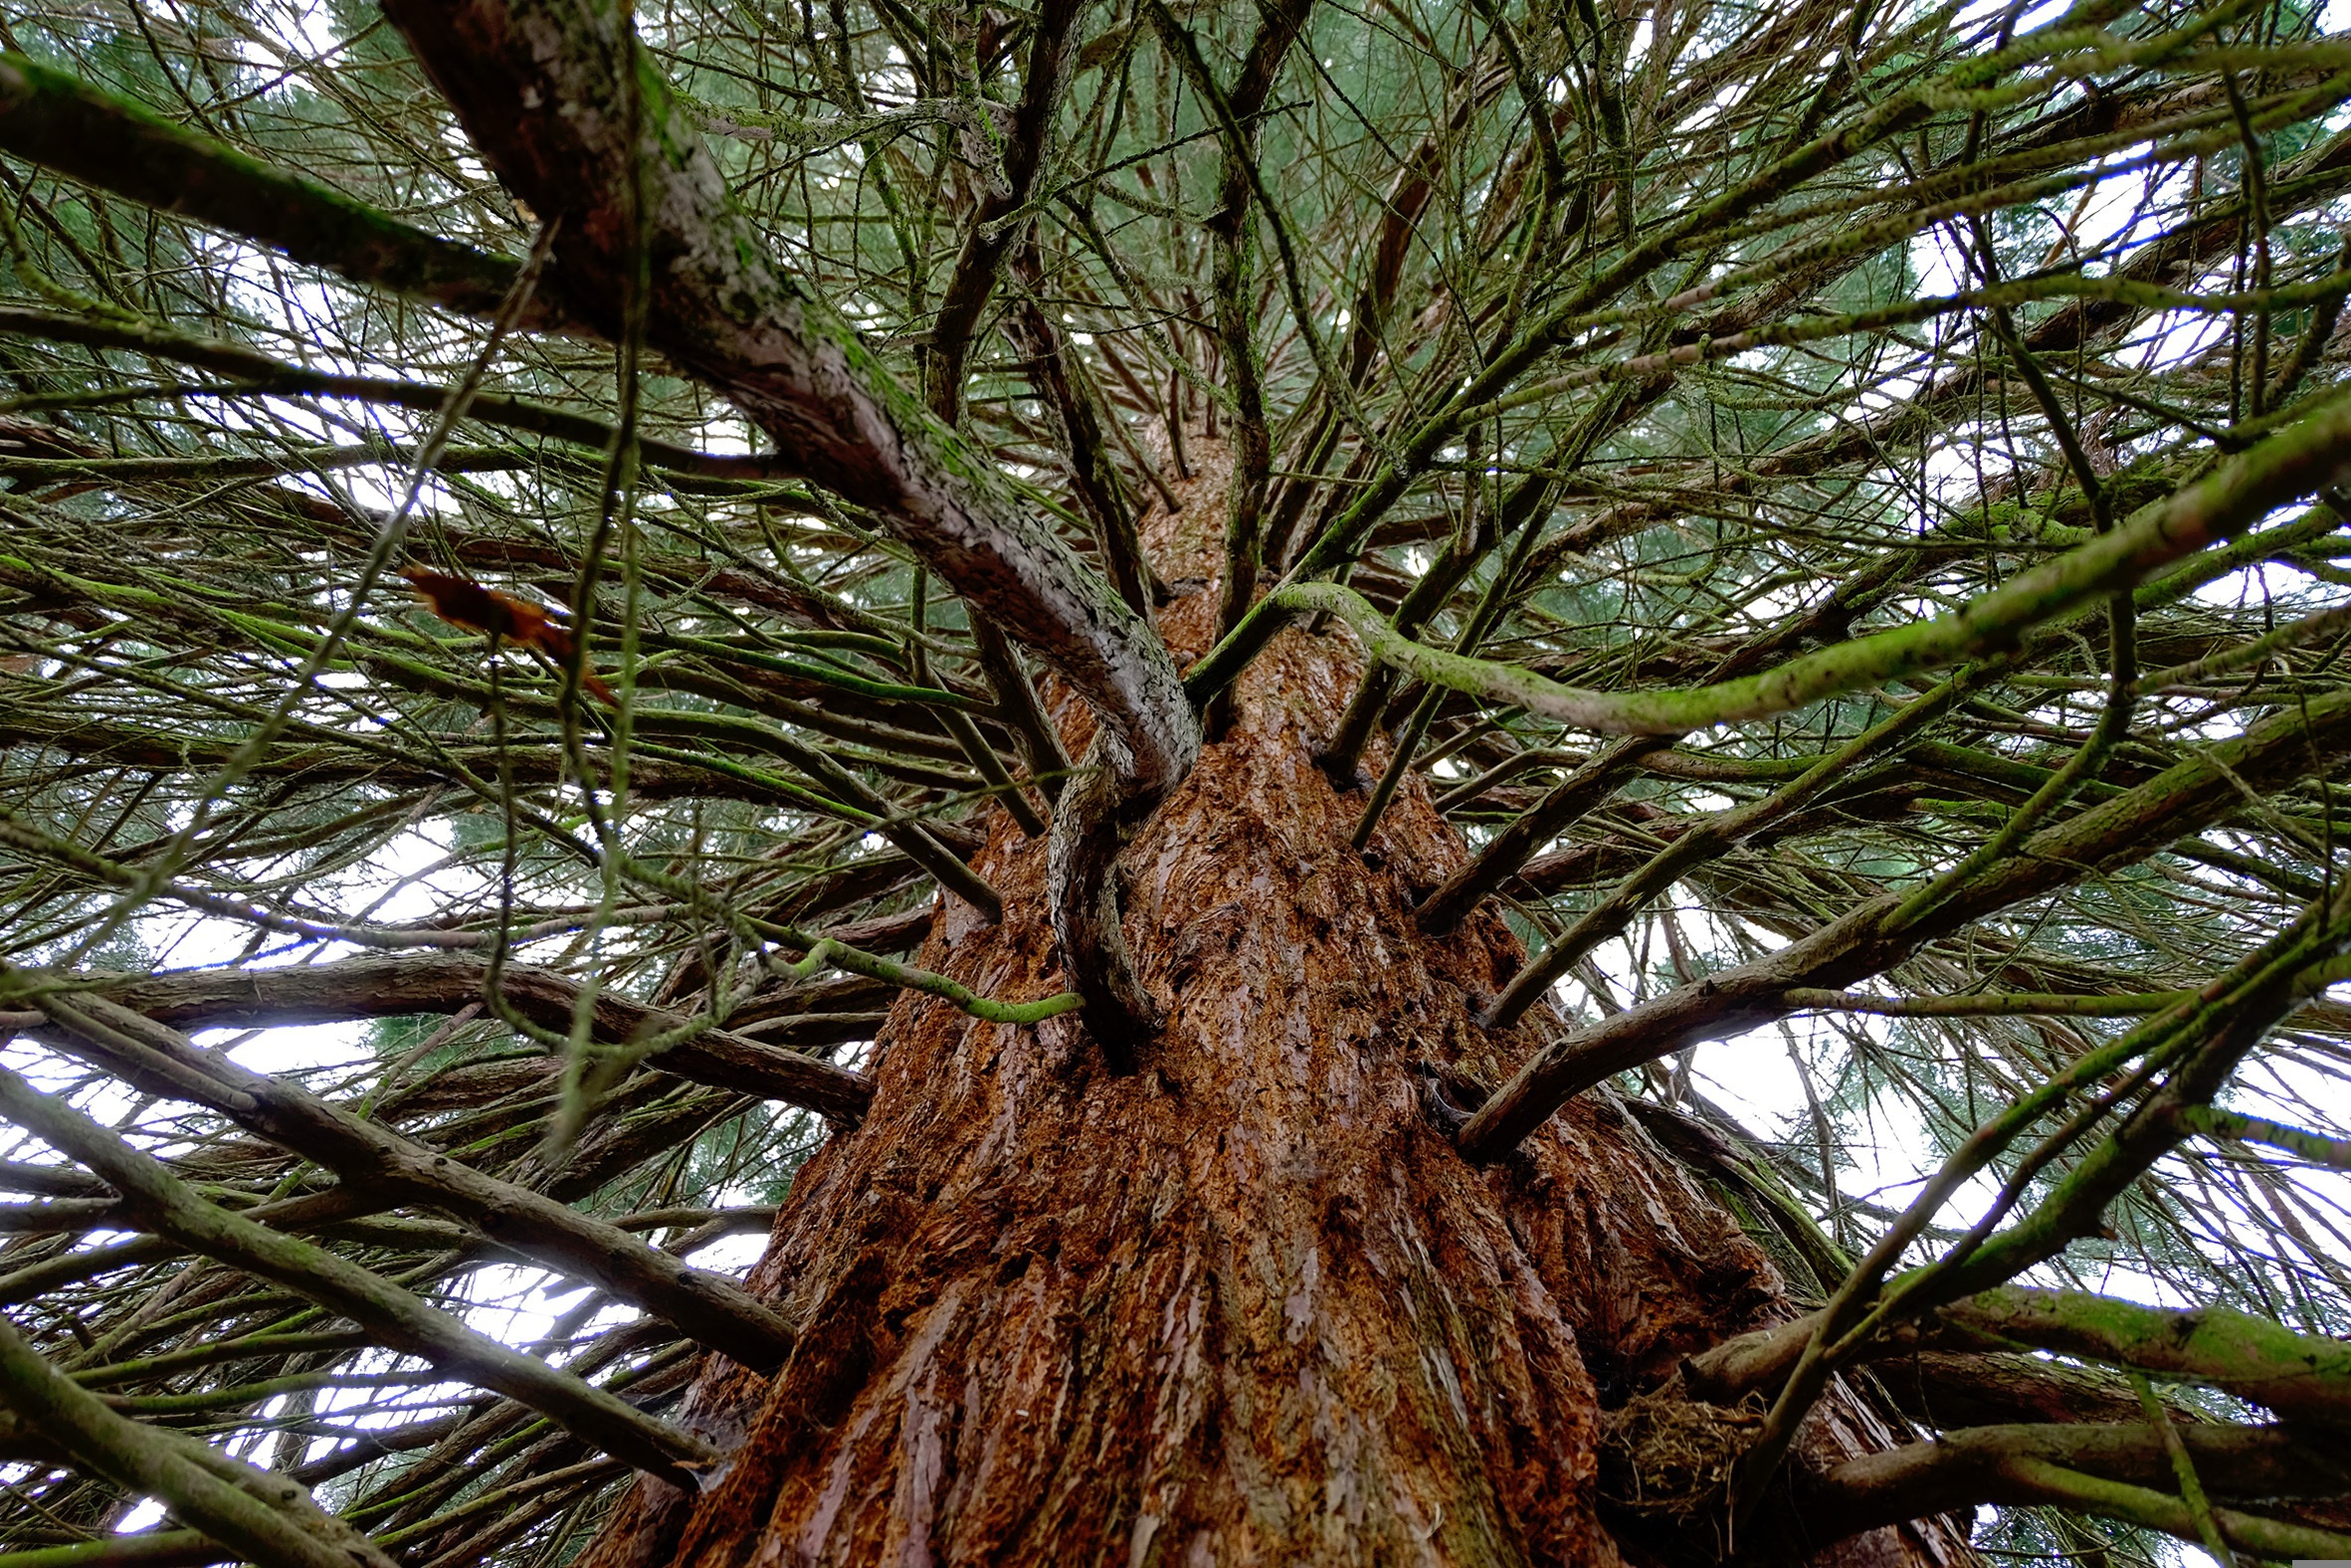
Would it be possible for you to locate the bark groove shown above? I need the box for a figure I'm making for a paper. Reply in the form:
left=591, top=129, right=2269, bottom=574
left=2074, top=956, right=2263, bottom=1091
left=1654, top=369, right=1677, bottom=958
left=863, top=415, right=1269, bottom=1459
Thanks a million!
left=578, top=463, right=1961, bottom=1568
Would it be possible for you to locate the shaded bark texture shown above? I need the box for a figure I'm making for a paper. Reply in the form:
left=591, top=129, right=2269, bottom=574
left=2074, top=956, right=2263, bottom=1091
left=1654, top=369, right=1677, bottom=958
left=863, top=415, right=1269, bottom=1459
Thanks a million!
left=578, top=456, right=1962, bottom=1567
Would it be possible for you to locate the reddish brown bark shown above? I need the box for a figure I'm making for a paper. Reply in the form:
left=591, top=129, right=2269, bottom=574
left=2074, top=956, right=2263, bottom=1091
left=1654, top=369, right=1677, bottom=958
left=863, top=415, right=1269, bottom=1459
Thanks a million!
left=578, top=458, right=1966, bottom=1568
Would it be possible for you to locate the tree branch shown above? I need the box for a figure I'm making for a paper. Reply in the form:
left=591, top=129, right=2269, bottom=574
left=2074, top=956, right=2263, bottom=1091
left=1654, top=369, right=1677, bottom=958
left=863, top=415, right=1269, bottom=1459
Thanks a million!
left=376, top=0, right=1201, bottom=1050
left=1454, top=679, right=2351, bottom=1157
left=1415, top=735, right=1671, bottom=936
left=59, top=954, right=877, bottom=1123
left=1689, top=1284, right=2351, bottom=1431
left=0, top=306, right=762, bottom=476
left=26, top=990, right=801, bottom=1370
left=0, top=53, right=570, bottom=331
left=918, top=0, right=1083, bottom=425
left=1280, top=375, right=2351, bottom=734
left=0, top=1312, right=397, bottom=1568
left=1797, top=1421, right=2351, bottom=1554
left=376, top=0, right=1194, bottom=793
left=0, top=1065, right=721, bottom=1487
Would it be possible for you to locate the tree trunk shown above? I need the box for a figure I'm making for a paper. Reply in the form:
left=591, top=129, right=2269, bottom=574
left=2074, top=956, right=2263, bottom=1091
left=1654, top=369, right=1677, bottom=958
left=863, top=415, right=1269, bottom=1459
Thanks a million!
left=579, top=448, right=1967, bottom=1568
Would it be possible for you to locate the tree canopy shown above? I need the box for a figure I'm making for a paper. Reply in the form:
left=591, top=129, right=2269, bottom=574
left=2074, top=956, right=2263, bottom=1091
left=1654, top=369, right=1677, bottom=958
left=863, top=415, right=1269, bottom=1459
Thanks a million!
left=0, top=0, right=2349, bottom=1557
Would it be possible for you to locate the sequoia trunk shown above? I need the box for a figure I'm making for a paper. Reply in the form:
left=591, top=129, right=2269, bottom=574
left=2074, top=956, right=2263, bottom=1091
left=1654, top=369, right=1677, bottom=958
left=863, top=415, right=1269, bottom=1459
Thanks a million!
left=579, top=452, right=1961, bottom=1568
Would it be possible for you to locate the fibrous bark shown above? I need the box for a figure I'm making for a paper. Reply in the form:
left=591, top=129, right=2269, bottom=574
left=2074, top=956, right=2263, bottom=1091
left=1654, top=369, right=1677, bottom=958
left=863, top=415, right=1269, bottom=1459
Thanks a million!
left=573, top=479, right=1961, bottom=1568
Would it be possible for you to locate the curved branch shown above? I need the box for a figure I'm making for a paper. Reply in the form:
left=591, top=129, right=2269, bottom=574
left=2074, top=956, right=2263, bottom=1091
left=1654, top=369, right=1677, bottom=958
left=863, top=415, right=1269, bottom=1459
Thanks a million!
left=377, top=0, right=1202, bottom=1049
left=0, top=52, right=568, bottom=331
left=376, top=0, right=1196, bottom=800
left=1454, top=678, right=2351, bottom=1158
left=1279, top=380, right=2351, bottom=735
left=0, top=1064, right=721, bottom=1488
left=1797, top=1422, right=2351, bottom=1553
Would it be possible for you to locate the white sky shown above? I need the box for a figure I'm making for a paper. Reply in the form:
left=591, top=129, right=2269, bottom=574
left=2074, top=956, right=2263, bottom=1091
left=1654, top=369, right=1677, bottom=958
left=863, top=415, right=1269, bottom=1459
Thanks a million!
left=16, top=0, right=2351, bottom=1551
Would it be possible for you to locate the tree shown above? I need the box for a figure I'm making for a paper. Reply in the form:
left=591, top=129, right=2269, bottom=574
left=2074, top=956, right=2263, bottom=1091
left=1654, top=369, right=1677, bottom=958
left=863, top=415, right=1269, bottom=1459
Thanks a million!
left=0, top=0, right=2348, bottom=1557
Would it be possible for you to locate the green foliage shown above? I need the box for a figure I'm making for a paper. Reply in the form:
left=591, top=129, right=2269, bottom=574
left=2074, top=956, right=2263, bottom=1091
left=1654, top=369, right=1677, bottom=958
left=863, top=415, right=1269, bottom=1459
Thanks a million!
left=0, top=0, right=2348, bottom=1556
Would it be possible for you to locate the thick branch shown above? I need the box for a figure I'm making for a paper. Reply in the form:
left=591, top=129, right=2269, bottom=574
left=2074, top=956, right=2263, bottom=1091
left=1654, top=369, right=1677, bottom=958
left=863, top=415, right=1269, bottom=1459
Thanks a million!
left=67, top=954, right=876, bottom=1123
left=377, top=0, right=1196, bottom=801
left=1010, top=255, right=1154, bottom=613
left=378, top=0, right=1201, bottom=1051
left=1798, top=1422, right=2351, bottom=1551
left=1688, top=1284, right=2351, bottom=1430
left=0, top=53, right=566, bottom=330
left=29, top=990, right=801, bottom=1370
left=0, top=1064, right=721, bottom=1486
left=1455, top=679, right=2351, bottom=1157
left=1944, top=1286, right=2351, bottom=1431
